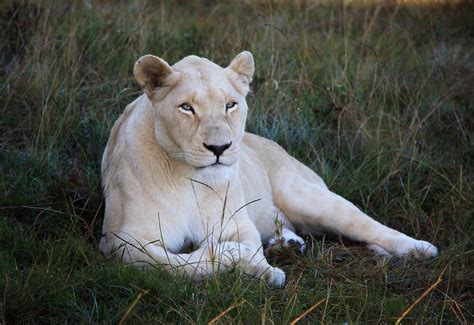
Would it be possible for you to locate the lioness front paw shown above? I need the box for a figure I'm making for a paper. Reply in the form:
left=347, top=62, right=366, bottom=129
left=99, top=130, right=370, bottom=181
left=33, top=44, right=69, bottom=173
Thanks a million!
left=218, top=241, right=251, bottom=264
left=261, top=266, right=286, bottom=287
left=240, top=257, right=286, bottom=286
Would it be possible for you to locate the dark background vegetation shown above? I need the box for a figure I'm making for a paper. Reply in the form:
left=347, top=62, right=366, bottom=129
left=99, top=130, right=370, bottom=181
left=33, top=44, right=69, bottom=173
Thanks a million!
left=0, top=0, right=472, bottom=323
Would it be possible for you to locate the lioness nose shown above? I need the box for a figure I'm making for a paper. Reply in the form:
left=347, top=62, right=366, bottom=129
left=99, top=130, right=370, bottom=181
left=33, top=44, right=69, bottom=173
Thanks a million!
left=203, top=142, right=232, bottom=157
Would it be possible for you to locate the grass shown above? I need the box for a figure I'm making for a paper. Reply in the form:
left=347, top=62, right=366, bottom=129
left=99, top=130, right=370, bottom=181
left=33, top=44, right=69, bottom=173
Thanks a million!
left=1, top=0, right=473, bottom=323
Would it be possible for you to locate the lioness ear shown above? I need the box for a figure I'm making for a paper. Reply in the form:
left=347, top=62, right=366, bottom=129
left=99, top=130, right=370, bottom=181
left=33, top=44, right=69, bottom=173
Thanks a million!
left=227, top=51, right=255, bottom=85
left=134, top=55, right=174, bottom=99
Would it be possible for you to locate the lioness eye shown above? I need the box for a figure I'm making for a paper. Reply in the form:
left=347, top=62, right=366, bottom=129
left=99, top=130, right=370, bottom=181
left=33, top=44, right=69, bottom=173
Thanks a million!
left=225, top=102, right=237, bottom=111
left=179, top=103, right=195, bottom=114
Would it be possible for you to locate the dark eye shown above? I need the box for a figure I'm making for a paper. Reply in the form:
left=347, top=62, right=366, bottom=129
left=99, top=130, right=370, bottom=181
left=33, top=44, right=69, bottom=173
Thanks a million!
left=225, top=102, right=237, bottom=111
left=179, top=103, right=195, bottom=114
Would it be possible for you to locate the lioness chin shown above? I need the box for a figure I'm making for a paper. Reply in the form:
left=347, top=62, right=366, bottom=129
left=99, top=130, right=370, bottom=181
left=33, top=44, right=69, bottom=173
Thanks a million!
left=100, top=51, right=438, bottom=286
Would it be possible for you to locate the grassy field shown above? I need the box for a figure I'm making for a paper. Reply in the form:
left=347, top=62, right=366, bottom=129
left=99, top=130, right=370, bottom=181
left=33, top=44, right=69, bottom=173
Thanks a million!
left=1, top=0, right=473, bottom=323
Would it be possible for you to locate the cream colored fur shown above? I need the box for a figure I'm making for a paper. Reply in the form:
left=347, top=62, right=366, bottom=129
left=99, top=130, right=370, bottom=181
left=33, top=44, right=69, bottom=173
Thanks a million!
left=100, top=52, right=438, bottom=286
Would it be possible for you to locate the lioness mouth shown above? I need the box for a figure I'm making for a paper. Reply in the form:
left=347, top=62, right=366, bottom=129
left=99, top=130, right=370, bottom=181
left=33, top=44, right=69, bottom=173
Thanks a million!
left=198, top=162, right=227, bottom=169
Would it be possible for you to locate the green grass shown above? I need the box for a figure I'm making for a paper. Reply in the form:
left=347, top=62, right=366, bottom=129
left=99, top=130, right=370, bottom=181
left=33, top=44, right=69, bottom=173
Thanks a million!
left=1, top=0, right=473, bottom=323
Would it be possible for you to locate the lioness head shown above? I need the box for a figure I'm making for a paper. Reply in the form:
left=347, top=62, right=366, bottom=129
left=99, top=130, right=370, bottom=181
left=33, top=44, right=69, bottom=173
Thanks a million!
left=134, top=52, right=254, bottom=182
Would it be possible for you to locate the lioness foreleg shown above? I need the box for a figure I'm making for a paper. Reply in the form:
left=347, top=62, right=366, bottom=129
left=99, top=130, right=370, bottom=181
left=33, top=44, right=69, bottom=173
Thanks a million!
left=222, top=223, right=286, bottom=286
left=105, top=231, right=285, bottom=285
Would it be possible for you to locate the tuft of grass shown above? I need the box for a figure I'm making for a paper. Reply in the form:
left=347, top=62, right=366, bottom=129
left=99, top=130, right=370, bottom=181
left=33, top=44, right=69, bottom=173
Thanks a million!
left=1, top=1, right=473, bottom=323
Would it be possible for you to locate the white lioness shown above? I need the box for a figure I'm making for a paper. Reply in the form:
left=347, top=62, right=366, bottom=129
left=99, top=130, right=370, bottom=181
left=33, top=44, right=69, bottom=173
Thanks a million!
left=100, top=52, right=438, bottom=286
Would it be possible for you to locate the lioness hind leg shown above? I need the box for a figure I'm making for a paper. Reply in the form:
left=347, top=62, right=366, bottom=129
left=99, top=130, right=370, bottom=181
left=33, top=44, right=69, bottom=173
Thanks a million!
left=367, top=243, right=391, bottom=256
left=273, top=175, right=438, bottom=259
